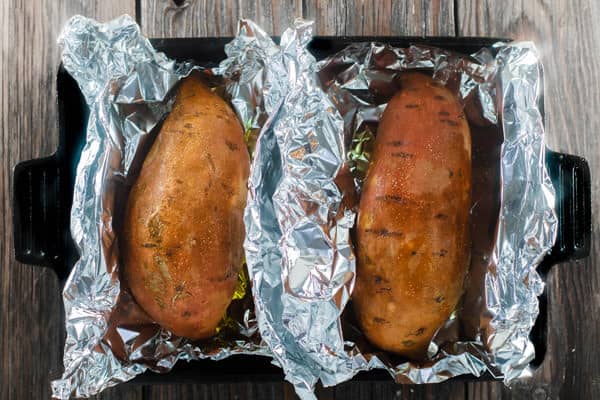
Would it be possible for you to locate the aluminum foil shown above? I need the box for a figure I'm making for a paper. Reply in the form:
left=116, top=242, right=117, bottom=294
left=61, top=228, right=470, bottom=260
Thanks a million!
left=218, top=20, right=361, bottom=399
left=319, top=43, right=556, bottom=388
left=53, top=14, right=558, bottom=400
left=230, top=30, right=557, bottom=399
left=52, top=15, right=268, bottom=399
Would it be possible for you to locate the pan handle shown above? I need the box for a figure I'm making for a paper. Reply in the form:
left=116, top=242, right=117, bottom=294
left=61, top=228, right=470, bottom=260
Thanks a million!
left=543, top=149, right=592, bottom=268
left=12, top=156, right=71, bottom=279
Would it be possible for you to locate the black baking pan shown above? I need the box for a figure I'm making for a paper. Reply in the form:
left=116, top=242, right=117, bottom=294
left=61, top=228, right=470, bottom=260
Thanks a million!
left=12, top=37, right=591, bottom=384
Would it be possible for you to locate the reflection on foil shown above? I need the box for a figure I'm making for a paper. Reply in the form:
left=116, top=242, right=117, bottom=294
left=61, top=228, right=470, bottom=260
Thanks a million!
left=53, top=14, right=557, bottom=400
left=236, top=35, right=556, bottom=398
left=52, top=15, right=269, bottom=399
left=311, top=41, right=555, bottom=393
left=218, top=19, right=360, bottom=399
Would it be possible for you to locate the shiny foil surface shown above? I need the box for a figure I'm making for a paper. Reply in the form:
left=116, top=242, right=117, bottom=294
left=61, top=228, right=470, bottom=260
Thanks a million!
left=315, top=42, right=555, bottom=390
left=52, top=15, right=268, bottom=399
left=219, top=20, right=360, bottom=399
left=53, top=14, right=557, bottom=400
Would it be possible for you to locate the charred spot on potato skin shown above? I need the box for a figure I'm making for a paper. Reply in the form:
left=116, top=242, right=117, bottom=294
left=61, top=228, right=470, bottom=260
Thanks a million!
left=184, top=123, right=194, bottom=129
left=434, top=95, right=446, bottom=101
left=401, top=340, right=416, bottom=347
left=363, top=254, right=375, bottom=265
left=142, top=243, right=157, bottom=248
left=440, top=119, right=459, bottom=127
left=175, top=179, right=184, bottom=184
left=435, top=295, right=445, bottom=303
left=182, top=311, right=192, bottom=318
left=435, top=213, right=448, bottom=220
left=433, top=249, right=448, bottom=257
left=220, top=182, right=234, bottom=197
left=373, top=275, right=390, bottom=284
left=208, top=275, right=226, bottom=283
left=411, top=251, right=417, bottom=256
left=225, top=266, right=237, bottom=279
left=171, top=287, right=192, bottom=305
left=203, top=178, right=214, bottom=195
left=439, top=111, right=450, bottom=117
left=409, top=327, right=426, bottom=337
left=165, top=245, right=181, bottom=257
left=225, top=140, right=239, bottom=151
left=405, top=103, right=420, bottom=109
left=391, top=151, right=414, bottom=158
left=375, top=194, right=407, bottom=204
left=448, top=169, right=454, bottom=177
left=387, top=140, right=405, bottom=147
left=364, top=228, right=404, bottom=238
left=373, top=317, right=390, bottom=324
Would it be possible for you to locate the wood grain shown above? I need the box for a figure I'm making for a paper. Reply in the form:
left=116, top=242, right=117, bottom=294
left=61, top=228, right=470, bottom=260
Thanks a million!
left=300, top=0, right=454, bottom=35
left=458, top=0, right=600, bottom=399
left=140, top=0, right=454, bottom=37
left=3, top=1, right=599, bottom=400
left=0, top=1, right=135, bottom=400
left=143, top=383, right=287, bottom=400
left=139, top=0, right=303, bottom=37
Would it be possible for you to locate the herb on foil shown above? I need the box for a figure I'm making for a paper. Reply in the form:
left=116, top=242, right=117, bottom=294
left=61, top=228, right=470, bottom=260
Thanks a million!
left=243, top=119, right=260, bottom=156
left=232, top=263, right=249, bottom=300
left=348, top=128, right=375, bottom=184
left=214, top=265, right=250, bottom=335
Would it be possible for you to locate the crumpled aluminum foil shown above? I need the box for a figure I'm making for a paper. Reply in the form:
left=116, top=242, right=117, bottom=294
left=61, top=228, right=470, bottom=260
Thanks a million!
left=52, top=15, right=268, bottom=399
left=313, top=41, right=557, bottom=387
left=53, top=14, right=557, bottom=400
left=217, top=20, right=360, bottom=399
left=228, top=26, right=557, bottom=399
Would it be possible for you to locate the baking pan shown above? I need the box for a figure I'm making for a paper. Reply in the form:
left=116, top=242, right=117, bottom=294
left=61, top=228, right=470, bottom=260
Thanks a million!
left=12, top=37, right=591, bottom=384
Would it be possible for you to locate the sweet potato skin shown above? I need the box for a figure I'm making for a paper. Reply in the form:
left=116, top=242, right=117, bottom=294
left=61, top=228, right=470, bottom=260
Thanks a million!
left=354, top=73, right=471, bottom=359
left=122, top=74, right=249, bottom=340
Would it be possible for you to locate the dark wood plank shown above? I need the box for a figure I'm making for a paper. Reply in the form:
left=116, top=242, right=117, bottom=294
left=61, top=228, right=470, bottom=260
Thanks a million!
left=301, top=0, right=455, bottom=35
left=96, top=386, right=144, bottom=400
left=139, top=0, right=303, bottom=37
left=0, top=1, right=137, bottom=399
left=318, top=380, right=466, bottom=400
left=142, top=382, right=286, bottom=400
left=140, top=0, right=454, bottom=37
left=457, top=0, right=600, bottom=399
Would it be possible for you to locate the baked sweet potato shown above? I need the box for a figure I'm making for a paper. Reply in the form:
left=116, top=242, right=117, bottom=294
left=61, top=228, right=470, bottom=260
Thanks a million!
left=353, top=72, right=471, bottom=359
left=122, top=73, right=250, bottom=340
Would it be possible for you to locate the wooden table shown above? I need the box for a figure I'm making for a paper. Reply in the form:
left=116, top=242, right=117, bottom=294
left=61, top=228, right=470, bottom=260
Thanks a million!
left=1, top=1, right=598, bottom=399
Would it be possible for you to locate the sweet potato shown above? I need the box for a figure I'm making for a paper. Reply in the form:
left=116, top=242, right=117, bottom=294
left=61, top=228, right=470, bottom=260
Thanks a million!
left=122, top=73, right=250, bottom=340
left=353, top=72, right=471, bottom=359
